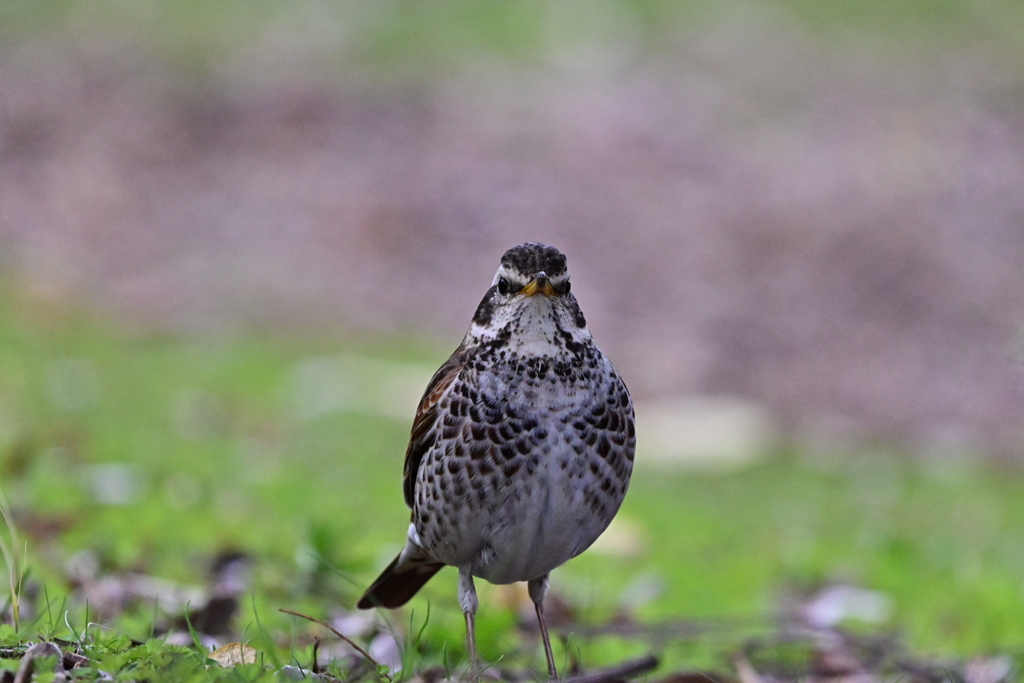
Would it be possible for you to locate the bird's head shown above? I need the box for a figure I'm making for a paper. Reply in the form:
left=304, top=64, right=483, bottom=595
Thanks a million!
left=468, top=243, right=588, bottom=347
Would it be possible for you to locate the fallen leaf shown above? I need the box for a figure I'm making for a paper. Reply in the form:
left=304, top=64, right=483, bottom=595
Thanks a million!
left=210, top=642, right=259, bottom=667
left=733, top=654, right=764, bottom=683
left=14, top=642, right=63, bottom=683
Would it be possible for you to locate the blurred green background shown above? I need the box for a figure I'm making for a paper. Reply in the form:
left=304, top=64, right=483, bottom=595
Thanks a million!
left=2, top=0, right=1024, bottom=677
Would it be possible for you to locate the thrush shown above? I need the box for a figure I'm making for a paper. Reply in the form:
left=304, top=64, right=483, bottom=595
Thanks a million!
left=357, top=243, right=635, bottom=679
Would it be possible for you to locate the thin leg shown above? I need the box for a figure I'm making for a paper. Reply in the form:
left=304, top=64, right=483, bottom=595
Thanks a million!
left=464, top=611, right=477, bottom=671
left=528, top=574, right=558, bottom=680
left=458, top=567, right=480, bottom=670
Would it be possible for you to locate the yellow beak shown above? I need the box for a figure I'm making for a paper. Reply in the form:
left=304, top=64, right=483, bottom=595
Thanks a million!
left=521, top=277, right=556, bottom=297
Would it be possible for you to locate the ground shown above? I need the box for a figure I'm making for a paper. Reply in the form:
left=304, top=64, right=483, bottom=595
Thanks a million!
left=1, top=294, right=1023, bottom=681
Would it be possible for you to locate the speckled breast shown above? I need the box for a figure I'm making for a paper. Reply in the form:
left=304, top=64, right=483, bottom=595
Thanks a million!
left=412, top=349, right=635, bottom=584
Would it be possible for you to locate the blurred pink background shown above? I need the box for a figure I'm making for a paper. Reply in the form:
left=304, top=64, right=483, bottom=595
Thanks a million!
left=1, top=2, right=1022, bottom=454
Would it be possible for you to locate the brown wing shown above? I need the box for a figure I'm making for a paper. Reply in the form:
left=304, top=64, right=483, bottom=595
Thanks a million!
left=402, top=346, right=468, bottom=508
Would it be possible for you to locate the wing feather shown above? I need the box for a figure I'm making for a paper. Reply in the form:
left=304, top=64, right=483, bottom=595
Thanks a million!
left=401, top=347, right=468, bottom=508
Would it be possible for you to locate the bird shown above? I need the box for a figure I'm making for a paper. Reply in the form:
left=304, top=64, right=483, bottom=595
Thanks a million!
left=357, top=243, right=635, bottom=679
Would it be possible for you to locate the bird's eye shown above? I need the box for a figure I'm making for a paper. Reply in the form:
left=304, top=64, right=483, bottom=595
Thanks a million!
left=497, top=277, right=512, bottom=295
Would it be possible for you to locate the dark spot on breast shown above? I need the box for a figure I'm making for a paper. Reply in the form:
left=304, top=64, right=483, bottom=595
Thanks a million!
left=559, top=330, right=584, bottom=355
left=574, top=309, right=587, bottom=328
left=487, top=328, right=512, bottom=351
left=470, top=442, right=489, bottom=460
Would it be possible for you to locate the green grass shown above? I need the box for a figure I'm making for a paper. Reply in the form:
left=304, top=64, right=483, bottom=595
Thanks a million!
left=3, top=0, right=1024, bottom=81
left=2, top=289, right=1024, bottom=680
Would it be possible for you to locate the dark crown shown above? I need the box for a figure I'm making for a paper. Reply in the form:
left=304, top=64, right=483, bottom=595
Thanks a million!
left=500, top=243, right=568, bottom=278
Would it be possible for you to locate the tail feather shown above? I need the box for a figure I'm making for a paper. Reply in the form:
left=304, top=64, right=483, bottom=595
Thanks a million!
left=357, top=552, right=444, bottom=609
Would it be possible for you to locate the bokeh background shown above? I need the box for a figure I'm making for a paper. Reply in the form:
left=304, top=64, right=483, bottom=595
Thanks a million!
left=2, top=0, right=1024, bottom=676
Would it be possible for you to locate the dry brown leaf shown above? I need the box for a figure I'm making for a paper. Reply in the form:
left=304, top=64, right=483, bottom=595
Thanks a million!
left=209, top=642, right=259, bottom=668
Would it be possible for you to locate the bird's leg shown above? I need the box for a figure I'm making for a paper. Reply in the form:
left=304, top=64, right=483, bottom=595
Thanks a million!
left=528, top=574, right=558, bottom=680
left=458, top=566, right=480, bottom=672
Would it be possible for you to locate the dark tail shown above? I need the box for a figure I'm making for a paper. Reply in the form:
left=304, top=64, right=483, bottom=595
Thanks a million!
left=357, top=552, right=444, bottom=609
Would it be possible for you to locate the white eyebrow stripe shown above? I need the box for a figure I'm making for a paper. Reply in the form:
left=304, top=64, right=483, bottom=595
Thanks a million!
left=491, top=267, right=569, bottom=286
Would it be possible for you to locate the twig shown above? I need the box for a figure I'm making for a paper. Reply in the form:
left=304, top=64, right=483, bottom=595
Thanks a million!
left=563, top=653, right=659, bottom=683
left=278, top=608, right=392, bottom=682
